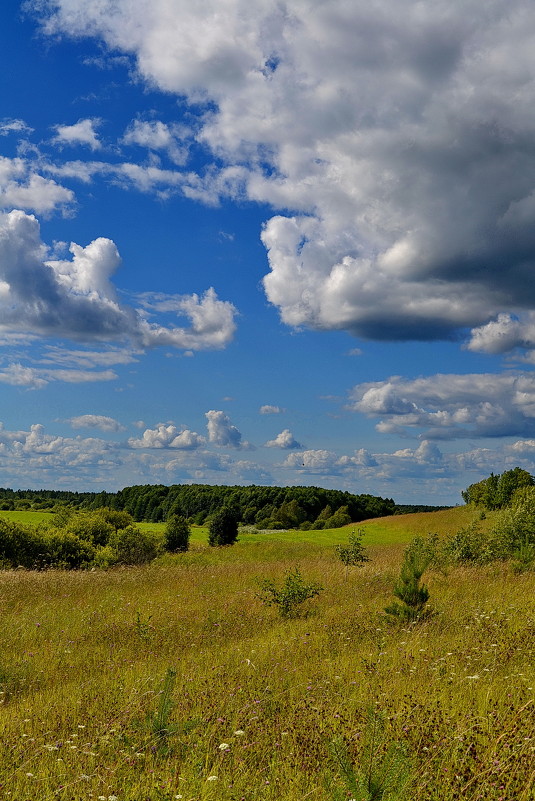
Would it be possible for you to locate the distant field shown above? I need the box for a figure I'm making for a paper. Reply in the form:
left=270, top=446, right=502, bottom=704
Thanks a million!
left=1, top=504, right=494, bottom=549
left=0, top=509, right=55, bottom=525
left=141, top=504, right=495, bottom=550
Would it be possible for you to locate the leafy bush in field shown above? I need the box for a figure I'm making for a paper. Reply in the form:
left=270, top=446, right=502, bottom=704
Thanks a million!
left=257, top=568, right=323, bottom=618
left=40, top=529, right=96, bottom=569
left=208, top=507, right=238, bottom=546
left=336, top=528, right=369, bottom=567
left=0, top=508, right=161, bottom=570
left=442, top=522, right=490, bottom=564
left=164, top=514, right=190, bottom=552
left=0, top=518, right=45, bottom=568
left=65, top=514, right=114, bottom=547
left=109, top=525, right=161, bottom=565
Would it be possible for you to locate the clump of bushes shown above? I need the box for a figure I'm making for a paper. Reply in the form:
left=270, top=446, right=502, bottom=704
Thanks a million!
left=0, top=507, right=163, bottom=570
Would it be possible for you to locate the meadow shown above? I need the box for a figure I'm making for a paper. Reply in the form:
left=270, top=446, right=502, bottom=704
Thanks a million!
left=0, top=507, right=533, bottom=800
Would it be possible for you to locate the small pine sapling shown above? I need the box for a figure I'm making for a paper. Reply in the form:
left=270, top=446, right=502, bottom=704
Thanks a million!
left=384, top=545, right=433, bottom=623
left=327, top=707, right=412, bottom=800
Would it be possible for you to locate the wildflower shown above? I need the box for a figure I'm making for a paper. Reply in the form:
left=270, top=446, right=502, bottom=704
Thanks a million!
left=233, top=730, right=245, bottom=736
left=466, top=675, right=480, bottom=680
left=207, top=775, right=218, bottom=781
left=219, top=743, right=230, bottom=750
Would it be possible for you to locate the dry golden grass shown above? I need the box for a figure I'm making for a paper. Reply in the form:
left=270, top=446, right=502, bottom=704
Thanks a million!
left=0, top=525, right=533, bottom=800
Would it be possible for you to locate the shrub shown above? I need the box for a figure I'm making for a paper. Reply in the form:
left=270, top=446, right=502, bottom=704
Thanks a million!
left=208, top=508, right=238, bottom=546
left=164, top=514, right=190, bottom=552
left=0, top=518, right=47, bottom=568
left=336, top=528, right=369, bottom=567
left=257, top=568, right=323, bottom=618
left=92, top=545, right=118, bottom=569
left=327, top=708, right=411, bottom=801
left=65, top=513, right=114, bottom=547
left=109, top=525, right=160, bottom=565
left=40, top=529, right=96, bottom=569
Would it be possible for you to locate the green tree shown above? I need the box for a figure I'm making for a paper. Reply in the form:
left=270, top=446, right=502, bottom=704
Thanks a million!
left=385, top=544, right=432, bottom=623
left=208, top=507, right=238, bottom=546
left=164, top=514, right=190, bottom=552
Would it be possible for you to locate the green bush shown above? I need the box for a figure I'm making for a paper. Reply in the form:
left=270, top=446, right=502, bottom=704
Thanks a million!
left=0, top=518, right=46, bottom=568
left=65, top=514, right=114, bottom=547
left=257, top=568, right=323, bottom=618
left=92, top=545, right=119, bottom=569
left=336, top=529, right=369, bottom=567
left=40, top=529, right=95, bottom=569
left=164, top=514, right=190, bottom=552
left=109, top=525, right=160, bottom=565
left=208, top=508, right=238, bottom=546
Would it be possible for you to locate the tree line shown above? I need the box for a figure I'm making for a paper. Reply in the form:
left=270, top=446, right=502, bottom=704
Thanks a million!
left=0, top=482, right=399, bottom=526
left=461, top=467, right=534, bottom=510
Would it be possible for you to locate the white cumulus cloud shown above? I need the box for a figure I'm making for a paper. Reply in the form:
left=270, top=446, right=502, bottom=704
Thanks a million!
left=128, top=423, right=205, bottom=449
left=31, top=0, right=535, bottom=348
left=0, top=210, right=237, bottom=351
left=53, top=118, right=102, bottom=150
left=205, top=409, right=250, bottom=449
left=350, top=372, right=535, bottom=439
left=68, top=415, right=125, bottom=432
left=259, top=404, right=284, bottom=414
left=265, top=428, right=301, bottom=449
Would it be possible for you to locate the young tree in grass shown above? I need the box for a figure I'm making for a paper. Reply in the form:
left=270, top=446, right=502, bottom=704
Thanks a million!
left=208, top=507, right=238, bottom=546
left=385, top=544, right=432, bottom=623
left=164, top=514, right=190, bottom=552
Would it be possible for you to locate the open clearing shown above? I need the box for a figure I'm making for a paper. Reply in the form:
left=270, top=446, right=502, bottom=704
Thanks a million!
left=0, top=507, right=533, bottom=800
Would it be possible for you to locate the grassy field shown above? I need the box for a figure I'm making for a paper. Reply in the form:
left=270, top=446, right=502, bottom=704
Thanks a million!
left=0, top=507, right=533, bottom=800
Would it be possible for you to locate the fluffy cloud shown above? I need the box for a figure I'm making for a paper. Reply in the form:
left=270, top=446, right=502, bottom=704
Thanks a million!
left=259, top=404, right=284, bottom=414
left=121, top=120, right=190, bottom=166
left=0, top=210, right=237, bottom=350
left=128, top=423, right=205, bottom=449
left=31, top=0, right=535, bottom=347
left=205, top=410, right=250, bottom=449
left=265, top=428, right=301, bottom=449
left=0, top=156, right=74, bottom=214
left=68, top=415, right=125, bottom=432
left=350, top=372, right=535, bottom=439
left=53, top=118, right=102, bottom=150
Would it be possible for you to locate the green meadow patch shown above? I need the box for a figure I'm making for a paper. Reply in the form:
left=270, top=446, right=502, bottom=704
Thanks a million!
left=0, top=506, right=532, bottom=799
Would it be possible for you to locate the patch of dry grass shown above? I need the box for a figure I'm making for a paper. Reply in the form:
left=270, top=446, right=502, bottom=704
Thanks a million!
left=0, top=535, right=532, bottom=800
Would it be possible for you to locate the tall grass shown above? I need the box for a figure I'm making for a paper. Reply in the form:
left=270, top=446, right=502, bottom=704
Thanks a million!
left=0, top=511, right=532, bottom=799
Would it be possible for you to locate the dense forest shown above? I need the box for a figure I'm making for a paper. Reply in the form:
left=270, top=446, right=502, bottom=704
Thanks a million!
left=0, top=483, right=400, bottom=527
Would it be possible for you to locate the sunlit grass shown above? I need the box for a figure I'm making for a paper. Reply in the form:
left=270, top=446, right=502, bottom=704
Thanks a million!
left=0, top=529, right=533, bottom=800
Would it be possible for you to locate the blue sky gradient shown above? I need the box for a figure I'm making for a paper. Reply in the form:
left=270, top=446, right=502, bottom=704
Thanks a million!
left=1, top=0, right=535, bottom=503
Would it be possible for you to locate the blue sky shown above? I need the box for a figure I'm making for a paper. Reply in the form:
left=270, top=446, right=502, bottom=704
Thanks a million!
left=1, top=0, right=535, bottom=504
